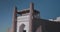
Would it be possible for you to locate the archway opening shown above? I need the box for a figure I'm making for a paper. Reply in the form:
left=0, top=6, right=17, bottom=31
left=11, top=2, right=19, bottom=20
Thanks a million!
left=19, top=24, right=26, bottom=32
left=23, top=30, right=26, bottom=32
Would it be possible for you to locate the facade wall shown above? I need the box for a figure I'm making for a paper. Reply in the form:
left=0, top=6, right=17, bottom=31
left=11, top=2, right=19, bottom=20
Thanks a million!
left=32, top=18, right=60, bottom=32
left=43, top=20, right=60, bottom=32
left=17, top=15, right=30, bottom=32
left=32, top=18, right=42, bottom=32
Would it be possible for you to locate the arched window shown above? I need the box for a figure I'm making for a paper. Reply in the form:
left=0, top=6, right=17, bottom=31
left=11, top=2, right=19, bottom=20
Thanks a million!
left=19, top=24, right=26, bottom=32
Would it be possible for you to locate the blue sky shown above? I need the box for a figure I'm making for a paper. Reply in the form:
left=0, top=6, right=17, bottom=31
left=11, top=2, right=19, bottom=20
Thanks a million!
left=0, top=0, right=60, bottom=32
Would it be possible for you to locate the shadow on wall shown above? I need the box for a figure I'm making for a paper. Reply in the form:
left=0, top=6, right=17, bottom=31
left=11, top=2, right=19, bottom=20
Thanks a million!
left=32, top=18, right=60, bottom=32
left=43, top=19, right=60, bottom=32
left=19, top=24, right=26, bottom=32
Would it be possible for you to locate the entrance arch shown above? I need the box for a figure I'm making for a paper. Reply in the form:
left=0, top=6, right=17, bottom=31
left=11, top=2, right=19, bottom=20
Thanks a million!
left=19, top=24, right=26, bottom=32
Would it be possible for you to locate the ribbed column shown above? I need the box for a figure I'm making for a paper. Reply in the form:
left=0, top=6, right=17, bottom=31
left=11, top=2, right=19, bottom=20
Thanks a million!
left=36, top=25, right=42, bottom=32
left=12, top=6, right=17, bottom=32
left=29, top=2, right=34, bottom=32
left=40, top=25, right=42, bottom=32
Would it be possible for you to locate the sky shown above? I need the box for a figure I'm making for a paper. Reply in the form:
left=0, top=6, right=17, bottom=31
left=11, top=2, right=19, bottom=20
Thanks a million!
left=0, top=0, right=60, bottom=32
left=49, top=17, right=60, bottom=21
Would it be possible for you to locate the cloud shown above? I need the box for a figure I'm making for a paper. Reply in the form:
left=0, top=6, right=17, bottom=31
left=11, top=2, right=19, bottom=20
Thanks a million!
left=49, top=17, right=60, bottom=22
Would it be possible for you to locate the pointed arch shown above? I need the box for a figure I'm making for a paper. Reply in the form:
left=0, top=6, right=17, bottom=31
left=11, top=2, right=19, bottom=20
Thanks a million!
left=19, top=24, right=26, bottom=32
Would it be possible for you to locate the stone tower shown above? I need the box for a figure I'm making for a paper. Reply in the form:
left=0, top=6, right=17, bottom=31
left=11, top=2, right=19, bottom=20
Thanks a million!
left=11, top=3, right=41, bottom=32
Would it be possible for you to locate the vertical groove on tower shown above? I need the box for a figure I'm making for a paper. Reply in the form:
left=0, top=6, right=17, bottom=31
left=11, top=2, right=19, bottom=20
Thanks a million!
left=12, top=6, right=17, bottom=32
left=29, top=2, right=34, bottom=32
